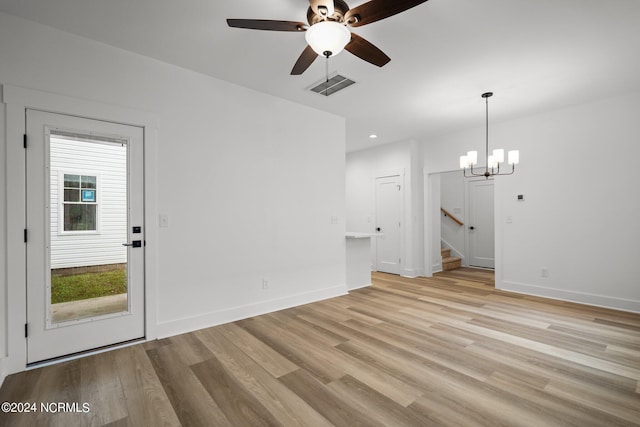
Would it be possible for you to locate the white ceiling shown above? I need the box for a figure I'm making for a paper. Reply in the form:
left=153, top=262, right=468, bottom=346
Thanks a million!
left=1, top=0, right=639, bottom=152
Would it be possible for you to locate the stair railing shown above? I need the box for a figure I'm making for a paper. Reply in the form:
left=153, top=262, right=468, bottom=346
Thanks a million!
left=440, top=207, right=464, bottom=226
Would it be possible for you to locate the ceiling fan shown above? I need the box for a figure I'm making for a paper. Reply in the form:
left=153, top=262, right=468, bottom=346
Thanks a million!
left=227, top=0, right=429, bottom=75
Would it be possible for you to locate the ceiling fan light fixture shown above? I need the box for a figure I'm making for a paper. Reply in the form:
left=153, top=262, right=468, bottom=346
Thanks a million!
left=305, top=21, right=351, bottom=57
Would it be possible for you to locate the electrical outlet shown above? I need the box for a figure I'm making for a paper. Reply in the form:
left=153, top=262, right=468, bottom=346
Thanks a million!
left=541, top=268, right=549, bottom=278
left=262, top=279, right=269, bottom=290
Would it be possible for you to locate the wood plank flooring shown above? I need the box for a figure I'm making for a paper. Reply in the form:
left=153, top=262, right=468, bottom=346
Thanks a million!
left=2, top=268, right=639, bottom=426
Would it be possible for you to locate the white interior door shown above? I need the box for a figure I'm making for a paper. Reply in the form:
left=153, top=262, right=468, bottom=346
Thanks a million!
left=467, top=179, right=495, bottom=268
left=375, top=175, right=402, bottom=274
left=26, top=109, right=145, bottom=364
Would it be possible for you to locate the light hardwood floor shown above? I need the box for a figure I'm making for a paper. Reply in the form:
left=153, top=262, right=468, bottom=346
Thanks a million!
left=1, top=268, right=639, bottom=426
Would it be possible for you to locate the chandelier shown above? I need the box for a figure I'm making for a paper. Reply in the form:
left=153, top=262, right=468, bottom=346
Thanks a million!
left=459, top=92, right=519, bottom=178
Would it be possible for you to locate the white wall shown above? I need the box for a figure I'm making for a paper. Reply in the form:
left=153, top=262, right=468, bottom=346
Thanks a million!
left=346, top=140, right=423, bottom=277
left=422, top=92, right=640, bottom=312
left=346, top=141, right=410, bottom=232
left=0, top=11, right=346, bottom=373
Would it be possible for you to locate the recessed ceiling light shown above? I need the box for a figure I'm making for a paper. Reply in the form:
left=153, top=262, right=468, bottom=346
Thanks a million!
left=369, top=134, right=378, bottom=139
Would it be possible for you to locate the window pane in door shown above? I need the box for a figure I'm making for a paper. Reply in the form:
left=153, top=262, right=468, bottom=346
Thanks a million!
left=49, top=131, right=129, bottom=325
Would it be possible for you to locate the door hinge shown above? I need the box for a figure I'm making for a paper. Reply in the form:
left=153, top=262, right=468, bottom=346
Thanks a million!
left=24, top=229, right=28, bottom=243
left=25, top=323, right=28, bottom=338
left=23, top=134, right=27, bottom=148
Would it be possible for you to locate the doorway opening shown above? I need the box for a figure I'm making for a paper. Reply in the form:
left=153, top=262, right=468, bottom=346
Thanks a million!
left=430, top=170, right=495, bottom=273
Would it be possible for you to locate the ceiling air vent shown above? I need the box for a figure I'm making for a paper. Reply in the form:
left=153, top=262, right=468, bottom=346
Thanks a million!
left=308, top=73, right=355, bottom=96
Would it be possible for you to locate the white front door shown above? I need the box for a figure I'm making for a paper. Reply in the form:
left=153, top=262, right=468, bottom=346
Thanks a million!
left=26, top=109, right=145, bottom=364
left=467, top=179, right=495, bottom=268
left=375, top=175, right=402, bottom=274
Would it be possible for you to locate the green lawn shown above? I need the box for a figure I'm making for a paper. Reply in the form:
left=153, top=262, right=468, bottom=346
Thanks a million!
left=51, top=269, right=127, bottom=304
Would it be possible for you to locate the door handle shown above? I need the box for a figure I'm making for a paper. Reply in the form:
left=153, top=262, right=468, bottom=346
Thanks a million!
left=122, top=240, right=142, bottom=248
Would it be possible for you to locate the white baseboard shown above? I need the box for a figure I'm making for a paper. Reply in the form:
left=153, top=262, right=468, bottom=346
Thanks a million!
left=348, top=283, right=372, bottom=291
left=499, top=280, right=640, bottom=313
left=156, top=284, right=348, bottom=339
left=401, top=267, right=424, bottom=278
left=431, top=262, right=443, bottom=274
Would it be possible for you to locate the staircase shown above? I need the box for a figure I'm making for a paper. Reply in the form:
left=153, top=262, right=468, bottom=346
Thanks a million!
left=441, top=248, right=461, bottom=271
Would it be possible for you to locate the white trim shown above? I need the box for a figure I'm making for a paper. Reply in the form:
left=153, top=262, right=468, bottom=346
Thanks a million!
left=401, top=267, right=423, bottom=278
left=493, top=177, right=505, bottom=299
left=374, top=168, right=405, bottom=180
left=4, top=88, right=28, bottom=375
left=348, top=283, right=372, bottom=291
left=499, top=280, right=640, bottom=314
left=143, top=125, right=158, bottom=342
left=2, top=84, right=158, bottom=375
left=424, top=169, right=441, bottom=276
left=156, top=285, right=347, bottom=339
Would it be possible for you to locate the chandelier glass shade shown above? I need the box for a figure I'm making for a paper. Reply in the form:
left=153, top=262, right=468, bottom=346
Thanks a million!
left=460, top=92, right=519, bottom=178
left=305, top=21, right=351, bottom=57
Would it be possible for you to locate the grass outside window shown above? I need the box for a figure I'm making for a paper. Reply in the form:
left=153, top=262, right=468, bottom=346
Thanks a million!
left=51, top=269, right=127, bottom=304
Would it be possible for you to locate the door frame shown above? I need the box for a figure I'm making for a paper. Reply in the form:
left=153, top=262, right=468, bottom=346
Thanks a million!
left=3, top=84, right=159, bottom=375
left=26, top=110, right=146, bottom=363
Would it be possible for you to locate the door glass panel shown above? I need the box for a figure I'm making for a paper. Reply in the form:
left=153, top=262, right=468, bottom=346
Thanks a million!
left=48, top=130, right=129, bottom=325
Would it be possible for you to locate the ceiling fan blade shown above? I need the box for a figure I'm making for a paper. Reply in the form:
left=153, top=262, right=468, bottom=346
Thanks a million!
left=344, top=0, right=429, bottom=27
left=309, top=0, right=335, bottom=17
left=226, top=19, right=307, bottom=32
left=291, top=45, right=318, bottom=75
left=345, top=33, right=390, bottom=67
